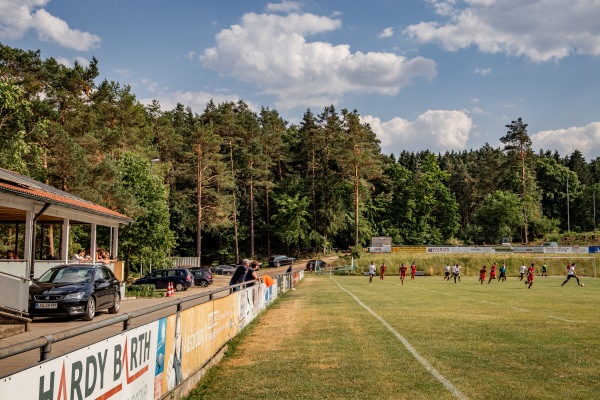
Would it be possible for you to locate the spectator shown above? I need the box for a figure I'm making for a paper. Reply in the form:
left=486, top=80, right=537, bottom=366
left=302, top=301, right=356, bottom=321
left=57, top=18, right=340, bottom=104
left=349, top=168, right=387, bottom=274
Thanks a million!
left=71, top=249, right=89, bottom=262
left=245, top=260, right=260, bottom=287
left=229, top=259, right=249, bottom=292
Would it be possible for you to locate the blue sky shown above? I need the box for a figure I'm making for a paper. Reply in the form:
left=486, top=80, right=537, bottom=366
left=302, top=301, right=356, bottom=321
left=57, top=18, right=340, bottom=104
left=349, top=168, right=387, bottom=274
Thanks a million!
left=2, top=0, right=600, bottom=159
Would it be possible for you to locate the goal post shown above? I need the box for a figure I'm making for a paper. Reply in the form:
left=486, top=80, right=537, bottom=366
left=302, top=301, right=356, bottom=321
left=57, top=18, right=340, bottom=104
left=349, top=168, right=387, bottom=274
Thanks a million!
left=531, top=256, right=596, bottom=278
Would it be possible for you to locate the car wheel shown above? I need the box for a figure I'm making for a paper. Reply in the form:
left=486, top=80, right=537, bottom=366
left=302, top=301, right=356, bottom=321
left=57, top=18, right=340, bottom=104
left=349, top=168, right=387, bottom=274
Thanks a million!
left=175, top=282, right=185, bottom=292
left=200, top=280, right=209, bottom=287
left=108, top=292, right=120, bottom=314
left=82, top=297, right=96, bottom=321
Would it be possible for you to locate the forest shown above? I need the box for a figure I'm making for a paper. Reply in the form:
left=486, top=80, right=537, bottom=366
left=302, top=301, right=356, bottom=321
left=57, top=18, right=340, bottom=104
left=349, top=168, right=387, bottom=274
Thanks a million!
left=1, top=43, right=599, bottom=274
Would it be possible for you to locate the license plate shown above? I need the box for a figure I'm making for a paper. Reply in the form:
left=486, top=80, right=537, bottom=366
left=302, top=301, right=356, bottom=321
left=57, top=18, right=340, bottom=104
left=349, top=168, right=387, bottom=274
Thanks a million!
left=36, top=303, right=58, bottom=309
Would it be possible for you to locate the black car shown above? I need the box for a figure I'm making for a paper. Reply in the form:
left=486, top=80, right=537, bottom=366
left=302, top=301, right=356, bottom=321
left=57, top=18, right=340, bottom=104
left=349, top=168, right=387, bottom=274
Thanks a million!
left=29, top=264, right=120, bottom=321
left=306, top=259, right=328, bottom=271
left=214, top=265, right=237, bottom=275
left=132, top=268, right=194, bottom=291
left=189, top=267, right=213, bottom=287
left=268, top=255, right=295, bottom=268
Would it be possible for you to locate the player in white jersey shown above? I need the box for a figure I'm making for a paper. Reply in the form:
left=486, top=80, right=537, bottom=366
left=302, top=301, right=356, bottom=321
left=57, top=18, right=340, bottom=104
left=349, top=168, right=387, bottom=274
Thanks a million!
left=519, top=263, right=527, bottom=281
left=368, top=261, right=376, bottom=284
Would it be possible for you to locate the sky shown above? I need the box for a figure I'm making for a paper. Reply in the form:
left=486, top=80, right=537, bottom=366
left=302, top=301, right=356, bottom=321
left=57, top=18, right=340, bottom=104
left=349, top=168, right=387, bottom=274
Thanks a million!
left=2, top=0, right=600, bottom=160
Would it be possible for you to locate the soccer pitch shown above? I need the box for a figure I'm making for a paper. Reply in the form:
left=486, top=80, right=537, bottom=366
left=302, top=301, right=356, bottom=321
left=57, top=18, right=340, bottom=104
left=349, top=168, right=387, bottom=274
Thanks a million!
left=186, top=274, right=600, bottom=400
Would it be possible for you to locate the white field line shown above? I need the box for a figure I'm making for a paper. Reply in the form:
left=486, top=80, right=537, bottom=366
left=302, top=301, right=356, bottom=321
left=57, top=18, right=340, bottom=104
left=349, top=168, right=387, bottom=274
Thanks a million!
left=332, top=277, right=469, bottom=400
left=547, top=315, right=577, bottom=322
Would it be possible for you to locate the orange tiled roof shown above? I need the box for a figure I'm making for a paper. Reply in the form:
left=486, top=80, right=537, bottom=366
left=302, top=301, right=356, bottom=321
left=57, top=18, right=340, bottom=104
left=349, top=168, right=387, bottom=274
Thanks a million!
left=0, top=167, right=132, bottom=222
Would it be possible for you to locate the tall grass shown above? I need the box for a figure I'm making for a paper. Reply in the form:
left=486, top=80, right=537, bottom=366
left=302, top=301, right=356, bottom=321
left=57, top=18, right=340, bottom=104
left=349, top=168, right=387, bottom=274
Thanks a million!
left=344, top=252, right=598, bottom=277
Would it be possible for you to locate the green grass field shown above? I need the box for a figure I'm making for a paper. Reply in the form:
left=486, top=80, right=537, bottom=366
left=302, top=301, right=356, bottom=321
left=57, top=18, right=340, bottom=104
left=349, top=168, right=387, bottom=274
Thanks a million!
left=185, top=273, right=600, bottom=400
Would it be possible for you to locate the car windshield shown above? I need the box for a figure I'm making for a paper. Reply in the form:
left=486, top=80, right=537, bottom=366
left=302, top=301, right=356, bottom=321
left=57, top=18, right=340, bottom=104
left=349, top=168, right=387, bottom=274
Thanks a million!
left=39, top=267, right=92, bottom=284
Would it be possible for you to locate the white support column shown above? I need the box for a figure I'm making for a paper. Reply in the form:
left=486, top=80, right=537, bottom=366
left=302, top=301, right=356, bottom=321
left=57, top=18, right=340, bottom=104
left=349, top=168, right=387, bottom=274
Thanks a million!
left=112, top=226, right=119, bottom=260
left=24, top=210, right=34, bottom=277
left=90, top=223, right=97, bottom=262
left=61, top=219, right=70, bottom=263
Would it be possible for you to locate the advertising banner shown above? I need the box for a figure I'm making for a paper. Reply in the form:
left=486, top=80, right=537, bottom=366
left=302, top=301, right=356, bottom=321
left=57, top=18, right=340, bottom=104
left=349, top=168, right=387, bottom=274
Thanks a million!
left=369, top=246, right=391, bottom=253
left=543, top=246, right=589, bottom=254
left=426, top=247, right=453, bottom=253
left=0, top=322, right=159, bottom=400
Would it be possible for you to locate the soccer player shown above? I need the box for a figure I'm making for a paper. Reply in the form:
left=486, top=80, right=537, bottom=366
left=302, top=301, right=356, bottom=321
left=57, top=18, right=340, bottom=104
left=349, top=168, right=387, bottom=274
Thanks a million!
left=399, top=263, right=408, bottom=285
left=561, top=262, right=583, bottom=287
left=488, top=262, right=497, bottom=284
left=444, top=264, right=451, bottom=281
left=519, top=263, right=527, bottom=281
left=410, top=262, right=417, bottom=280
left=526, top=263, right=535, bottom=288
left=479, top=265, right=487, bottom=285
left=541, top=263, right=548, bottom=277
left=368, top=261, right=376, bottom=284
left=380, top=262, right=387, bottom=281
left=498, top=263, right=507, bottom=282
left=452, top=263, right=461, bottom=283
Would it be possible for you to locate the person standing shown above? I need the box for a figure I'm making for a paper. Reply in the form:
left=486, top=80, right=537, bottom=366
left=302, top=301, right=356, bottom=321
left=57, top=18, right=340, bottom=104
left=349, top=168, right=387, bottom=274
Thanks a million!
left=368, top=261, right=376, bottom=284
left=519, top=263, right=527, bottom=281
left=561, top=262, right=583, bottom=287
left=541, top=263, right=548, bottom=277
left=479, top=265, right=487, bottom=285
left=410, top=262, right=417, bottom=280
left=379, top=262, right=387, bottom=281
left=399, top=263, right=408, bottom=285
left=245, top=260, right=261, bottom=287
left=526, top=263, right=535, bottom=288
left=444, top=264, right=451, bottom=281
left=229, top=259, right=249, bottom=292
left=498, top=263, right=507, bottom=282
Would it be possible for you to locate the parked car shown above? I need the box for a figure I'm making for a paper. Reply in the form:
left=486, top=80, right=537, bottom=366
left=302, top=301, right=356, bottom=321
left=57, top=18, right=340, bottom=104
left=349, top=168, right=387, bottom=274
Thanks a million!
left=29, top=264, right=120, bottom=321
left=189, top=267, right=213, bottom=287
left=268, top=255, right=295, bottom=268
left=214, top=265, right=237, bottom=275
left=306, top=259, right=328, bottom=271
left=132, top=268, right=194, bottom=291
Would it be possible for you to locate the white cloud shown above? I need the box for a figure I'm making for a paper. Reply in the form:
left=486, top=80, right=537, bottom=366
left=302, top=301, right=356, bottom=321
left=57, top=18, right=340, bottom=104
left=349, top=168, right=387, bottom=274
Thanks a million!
left=378, top=27, right=394, bottom=38
left=200, top=12, right=437, bottom=109
left=0, top=0, right=100, bottom=51
left=266, top=1, right=302, bottom=13
left=53, top=55, right=89, bottom=67
left=404, top=0, right=600, bottom=62
left=184, top=51, right=196, bottom=60
left=532, top=122, right=600, bottom=160
left=361, top=110, right=472, bottom=155
left=474, top=67, right=491, bottom=76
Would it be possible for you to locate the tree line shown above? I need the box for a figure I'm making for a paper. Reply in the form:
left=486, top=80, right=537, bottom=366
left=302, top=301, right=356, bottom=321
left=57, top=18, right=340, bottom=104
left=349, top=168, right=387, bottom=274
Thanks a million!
left=1, top=44, right=599, bottom=274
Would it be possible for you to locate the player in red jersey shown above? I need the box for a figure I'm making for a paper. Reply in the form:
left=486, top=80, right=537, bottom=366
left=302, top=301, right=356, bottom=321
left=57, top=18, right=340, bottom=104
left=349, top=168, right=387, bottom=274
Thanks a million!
left=399, top=263, right=408, bottom=285
left=479, top=266, right=487, bottom=284
left=410, top=262, right=417, bottom=280
left=380, top=263, right=387, bottom=281
left=526, top=263, right=535, bottom=288
left=488, top=262, right=497, bottom=284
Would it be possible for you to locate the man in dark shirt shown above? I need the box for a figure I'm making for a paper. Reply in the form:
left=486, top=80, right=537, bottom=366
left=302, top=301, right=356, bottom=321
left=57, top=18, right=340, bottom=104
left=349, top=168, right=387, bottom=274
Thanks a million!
left=245, top=260, right=260, bottom=287
left=229, top=259, right=249, bottom=291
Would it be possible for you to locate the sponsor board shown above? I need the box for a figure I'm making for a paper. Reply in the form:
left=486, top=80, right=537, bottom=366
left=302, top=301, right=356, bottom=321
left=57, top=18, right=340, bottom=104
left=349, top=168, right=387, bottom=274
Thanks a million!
left=369, top=246, right=391, bottom=253
left=543, top=246, right=590, bottom=254
left=1, top=322, right=158, bottom=400
left=426, top=247, right=452, bottom=253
